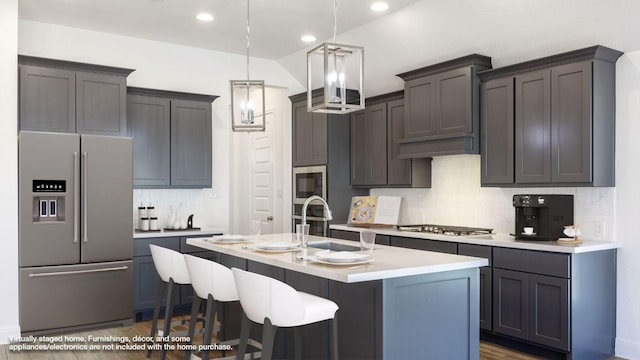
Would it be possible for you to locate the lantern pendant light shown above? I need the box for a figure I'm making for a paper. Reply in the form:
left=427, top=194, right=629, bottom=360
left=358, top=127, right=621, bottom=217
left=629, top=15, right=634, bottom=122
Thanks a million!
left=231, top=0, right=266, bottom=132
left=307, top=0, right=364, bottom=114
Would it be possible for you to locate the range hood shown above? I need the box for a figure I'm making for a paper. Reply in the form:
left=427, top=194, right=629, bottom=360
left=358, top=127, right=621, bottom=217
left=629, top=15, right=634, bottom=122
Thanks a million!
left=395, top=54, right=492, bottom=158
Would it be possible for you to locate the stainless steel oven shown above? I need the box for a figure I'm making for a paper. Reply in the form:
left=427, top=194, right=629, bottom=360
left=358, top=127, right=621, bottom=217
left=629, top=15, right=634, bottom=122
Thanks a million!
left=292, top=165, right=326, bottom=204
left=292, top=203, right=329, bottom=236
left=292, top=165, right=328, bottom=236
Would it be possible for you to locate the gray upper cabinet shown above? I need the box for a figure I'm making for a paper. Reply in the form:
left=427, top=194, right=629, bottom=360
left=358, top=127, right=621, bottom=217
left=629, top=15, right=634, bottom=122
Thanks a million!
left=127, top=94, right=171, bottom=187
left=128, top=88, right=217, bottom=189
left=481, top=77, right=514, bottom=184
left=515, top=69, right=552, bottom=184
left=292, top=98, right=327, bottom=167
left=171, top=99, right=212, bottom=187
left=396, top=55, right=492, bottom=158
left=479, top=45, right=622, bottom=187
left=18, top=56, right=133, bottom=136
left=351, top=102, right=387, bottom=186
left=350, top=92, right=431, bottom=188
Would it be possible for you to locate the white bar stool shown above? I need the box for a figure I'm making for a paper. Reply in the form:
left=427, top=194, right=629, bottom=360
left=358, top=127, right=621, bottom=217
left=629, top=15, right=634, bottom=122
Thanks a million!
left=183, top=255, right=261, bottom=360
left=148, top=244, right=199, bottom=360
left=231, top=268, right=340, bottom=360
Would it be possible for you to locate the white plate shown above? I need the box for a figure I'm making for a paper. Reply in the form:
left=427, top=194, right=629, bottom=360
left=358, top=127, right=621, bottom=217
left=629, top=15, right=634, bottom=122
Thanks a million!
left=310, top=257, right=374, bottom=266
left=209, top=235, right=248, bottom=243
left=313, top=250, right=370, bottom=263
left=252, top=242, right=301, bottom=251
left=521, top=232, right=537, bottom=236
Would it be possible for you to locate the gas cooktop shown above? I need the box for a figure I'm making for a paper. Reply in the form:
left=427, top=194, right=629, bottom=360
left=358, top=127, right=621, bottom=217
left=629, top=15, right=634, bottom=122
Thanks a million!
left=396, top=224, right=494, bottom=236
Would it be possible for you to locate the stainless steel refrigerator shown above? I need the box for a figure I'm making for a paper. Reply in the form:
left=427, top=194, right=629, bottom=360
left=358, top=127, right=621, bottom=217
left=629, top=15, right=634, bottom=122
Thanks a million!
left=18, top=131, right=134, bottom=334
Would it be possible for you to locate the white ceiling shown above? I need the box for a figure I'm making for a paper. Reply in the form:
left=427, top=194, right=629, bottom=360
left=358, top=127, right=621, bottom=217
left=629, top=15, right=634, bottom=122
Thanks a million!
left=18, top=0, right=420, bottom=60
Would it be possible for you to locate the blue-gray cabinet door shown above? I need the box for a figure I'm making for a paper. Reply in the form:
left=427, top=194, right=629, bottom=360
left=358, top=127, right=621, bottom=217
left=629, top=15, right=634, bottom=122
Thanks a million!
left=493, top=268, right=529, bottom=341
left=481, top=77, right=515, bottom=185
left=128, top=94, right=171, bottom=187
left=515, top=69, right=551, bottom=184
left=76, top=72, right=127, bottom=136
left=170, top=99, right=212, bottom=187
left=529, top=274, right=570, bottom=351
left=19, top=65, right=76, bottom=133
left=551, top=61, right=593, bottom=184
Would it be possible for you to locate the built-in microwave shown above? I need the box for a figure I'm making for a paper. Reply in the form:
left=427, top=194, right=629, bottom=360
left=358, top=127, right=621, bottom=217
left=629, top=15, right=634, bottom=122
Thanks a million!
left=292, top=165, right=326, bottom=204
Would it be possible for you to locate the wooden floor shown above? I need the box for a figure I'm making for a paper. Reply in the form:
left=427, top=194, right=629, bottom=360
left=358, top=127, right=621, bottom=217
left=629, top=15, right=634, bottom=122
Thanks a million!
left=0, top=317, right=627, bottom=360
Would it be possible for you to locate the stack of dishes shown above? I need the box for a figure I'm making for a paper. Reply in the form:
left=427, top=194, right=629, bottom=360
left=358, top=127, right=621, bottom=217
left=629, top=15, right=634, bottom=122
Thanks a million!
left=251, top=241, right=301, bottom=252
left=311, top=250, right=372, bottom=265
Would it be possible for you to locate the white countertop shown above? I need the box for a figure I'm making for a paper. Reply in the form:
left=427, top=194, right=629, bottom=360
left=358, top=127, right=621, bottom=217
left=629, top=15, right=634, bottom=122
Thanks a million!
left=186, top=233, right=488, bottom=283
left=134, top=227, right=225, bottom=239
left=330, top=224, right=619, bottom=254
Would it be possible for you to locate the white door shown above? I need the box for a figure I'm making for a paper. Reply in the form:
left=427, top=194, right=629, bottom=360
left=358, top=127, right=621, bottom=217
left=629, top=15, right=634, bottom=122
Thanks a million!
left=250, top=111, right=276, bottom=234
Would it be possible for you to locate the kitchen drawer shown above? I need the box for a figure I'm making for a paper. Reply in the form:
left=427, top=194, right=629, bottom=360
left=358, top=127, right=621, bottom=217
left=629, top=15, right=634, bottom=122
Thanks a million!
left=134, top=236, right=180, bottom=257
left=493, top=247, right=570, bottom=278
left=390, top=236, right=457, bottom=254
left=458, top=244, right=492, bottom=266
left=20, top=260, right=133, bottom=332
left=330, top=229, right=390, bottom=245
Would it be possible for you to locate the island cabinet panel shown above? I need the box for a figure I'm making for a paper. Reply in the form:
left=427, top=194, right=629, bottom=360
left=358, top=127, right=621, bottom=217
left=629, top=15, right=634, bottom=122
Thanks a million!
left=479, top=45, right=621, bottom=187
left=481, top=77, right=514, bottom=185
left=329, top=280, right=383, bottom=360
left=128, top=88, right=217, bottom=188
left=19, top=56, right=133, bottom=136
left=389, top=236, right=457, bottom=254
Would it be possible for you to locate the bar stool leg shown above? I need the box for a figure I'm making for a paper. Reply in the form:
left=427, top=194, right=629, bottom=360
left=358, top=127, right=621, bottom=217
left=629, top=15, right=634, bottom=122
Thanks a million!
left=147, top=278, right=167, bottom=358
left=236, top=312, right=252, bottom=360
left=293, top=327, right=302, bottom=360
left=183, top=295, right=202, bottom=360
left=330, top=315, right=339, bottom=360
left=261, top=318, right=278, bottom=360
left=160, top=278, right=177, bottom=360
left=201, top=295, right=217, bottom=360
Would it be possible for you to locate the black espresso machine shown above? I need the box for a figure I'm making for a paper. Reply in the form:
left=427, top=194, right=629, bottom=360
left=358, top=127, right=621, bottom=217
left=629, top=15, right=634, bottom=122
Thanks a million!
left=512, top=194, right=574, bottom=240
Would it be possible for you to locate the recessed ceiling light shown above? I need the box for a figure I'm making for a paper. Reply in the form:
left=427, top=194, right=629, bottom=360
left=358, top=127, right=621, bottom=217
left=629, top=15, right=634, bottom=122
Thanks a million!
left=196, top=13, right=214, bottom=22
left=370, top=2, right=389, bottom=12
left=301, top=35, right=317, bottom=43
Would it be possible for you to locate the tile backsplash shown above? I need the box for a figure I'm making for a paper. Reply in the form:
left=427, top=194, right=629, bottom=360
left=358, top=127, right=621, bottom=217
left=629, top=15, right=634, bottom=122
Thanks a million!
left=371, top=154, right=614, bottom=241
left=133, top=189, right=215, bottom=230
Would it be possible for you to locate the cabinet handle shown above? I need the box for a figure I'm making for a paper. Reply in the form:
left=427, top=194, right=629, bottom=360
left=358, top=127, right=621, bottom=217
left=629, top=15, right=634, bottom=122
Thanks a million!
left=29, top=266, right=129, bottom=278
left=82, top=152, right=88, bottom=243
left=73, top=152, right=79, bottom=244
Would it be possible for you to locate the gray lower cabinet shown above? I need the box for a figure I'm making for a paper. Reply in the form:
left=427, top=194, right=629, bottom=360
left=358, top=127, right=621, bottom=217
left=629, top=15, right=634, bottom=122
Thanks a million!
left=479, top=45, right=622, bottom=187
left=389, top=236, right=457, bottom=254
left=329, top=229, right=390, bottom=246
left=350, top=92, right=431, bottom=188
left=19, top=56, right=133, bottom=136
left=132, top=235, right=219, bottom=320
left=127, top=88, right=217, bottom=188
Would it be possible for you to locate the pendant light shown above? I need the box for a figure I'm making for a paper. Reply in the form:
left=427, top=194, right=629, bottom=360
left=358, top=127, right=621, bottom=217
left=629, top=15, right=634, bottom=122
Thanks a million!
left=307, top=0, right=364, bottom=114
left=231, top=0, right=266, bottom=132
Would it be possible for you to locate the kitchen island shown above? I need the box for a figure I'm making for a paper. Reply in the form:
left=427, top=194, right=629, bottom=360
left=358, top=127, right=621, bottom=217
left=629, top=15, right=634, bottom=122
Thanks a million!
left=187, top=233, right=488, bottom=360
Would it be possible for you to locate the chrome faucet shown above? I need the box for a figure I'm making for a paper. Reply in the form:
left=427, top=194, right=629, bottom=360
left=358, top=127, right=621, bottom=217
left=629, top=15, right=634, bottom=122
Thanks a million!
left=301, top=195, right=333, bottom=247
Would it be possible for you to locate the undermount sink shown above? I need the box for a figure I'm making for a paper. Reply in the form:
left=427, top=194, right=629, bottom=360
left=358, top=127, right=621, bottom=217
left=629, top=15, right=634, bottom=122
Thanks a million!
left=308, top=241, right=361, bottom=252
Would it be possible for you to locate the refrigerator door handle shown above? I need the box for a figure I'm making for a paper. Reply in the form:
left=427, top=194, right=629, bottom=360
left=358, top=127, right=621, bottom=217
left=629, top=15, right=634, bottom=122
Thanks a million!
left=82, top=152, right=88, bottom=243
left=28, top=266, right=129, bottom=278
left=73, top=152, right=79, bottom=243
